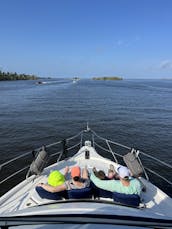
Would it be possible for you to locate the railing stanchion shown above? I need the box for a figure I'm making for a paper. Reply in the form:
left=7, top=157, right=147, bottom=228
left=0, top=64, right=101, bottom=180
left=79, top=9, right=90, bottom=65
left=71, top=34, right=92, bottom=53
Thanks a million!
left=62, top=139, right=68, bottom=159
left=92, top=133, right=95, bottom=148
left=80, top=132, right=83, bottom=148
left=106, top=140, right=118, bottom=163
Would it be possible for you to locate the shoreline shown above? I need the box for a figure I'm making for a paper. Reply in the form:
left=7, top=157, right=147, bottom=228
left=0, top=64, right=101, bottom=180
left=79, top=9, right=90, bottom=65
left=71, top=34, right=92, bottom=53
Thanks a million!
left=92, top=76, right=123, bottom=80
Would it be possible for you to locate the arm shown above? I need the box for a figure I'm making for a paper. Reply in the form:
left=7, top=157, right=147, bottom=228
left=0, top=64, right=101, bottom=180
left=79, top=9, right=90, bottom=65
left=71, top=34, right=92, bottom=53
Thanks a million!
left=37, top=183, right=66, bottom=193
left=64, top=166, right=70, bottom=178
left=90, top=172, right=118, bottom=192
left=82, top=166, right=89, bottom=179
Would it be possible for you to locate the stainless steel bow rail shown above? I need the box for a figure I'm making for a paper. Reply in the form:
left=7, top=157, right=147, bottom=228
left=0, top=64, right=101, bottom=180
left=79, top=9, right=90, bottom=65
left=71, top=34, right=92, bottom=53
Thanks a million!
left=0, top=126, right=172, bottom=196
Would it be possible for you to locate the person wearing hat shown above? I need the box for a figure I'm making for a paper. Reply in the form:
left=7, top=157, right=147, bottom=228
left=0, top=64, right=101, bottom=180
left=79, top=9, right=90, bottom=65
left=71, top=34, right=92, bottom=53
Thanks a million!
left=90, top=165, right=141, bottom=195
left=37, top=165, right=90, bottom=193
left=64, top=165, right=90, bottom=190
left=36, top=168, right=68, bottom=199
left=36, top=166, right=68, bottom=191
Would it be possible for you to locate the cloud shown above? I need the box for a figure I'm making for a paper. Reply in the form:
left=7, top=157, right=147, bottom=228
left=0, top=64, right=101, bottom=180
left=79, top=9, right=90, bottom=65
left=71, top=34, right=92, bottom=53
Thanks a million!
left=114, top=36, right=140, bottom=48
left=160, top=60, right=172, bottom=69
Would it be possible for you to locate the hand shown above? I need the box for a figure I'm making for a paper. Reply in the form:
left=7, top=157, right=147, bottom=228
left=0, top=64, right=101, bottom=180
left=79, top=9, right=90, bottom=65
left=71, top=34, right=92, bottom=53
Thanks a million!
left=64, top=166, right=69, bottom=174
left=37, top=183, right=44, bottom=187
left=93, top=167, right=97, bottom=173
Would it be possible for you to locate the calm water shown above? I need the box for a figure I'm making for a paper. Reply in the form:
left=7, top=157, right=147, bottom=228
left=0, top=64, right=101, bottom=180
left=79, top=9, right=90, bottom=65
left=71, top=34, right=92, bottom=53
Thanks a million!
left=0, top=78, right=172, bottom=195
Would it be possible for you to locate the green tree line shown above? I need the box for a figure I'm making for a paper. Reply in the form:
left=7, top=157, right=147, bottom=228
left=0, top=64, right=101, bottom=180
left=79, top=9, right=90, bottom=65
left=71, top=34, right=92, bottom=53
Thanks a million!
left=92, top=76, right=123, bottom=80
left=0, top=71, right=38, bottom=81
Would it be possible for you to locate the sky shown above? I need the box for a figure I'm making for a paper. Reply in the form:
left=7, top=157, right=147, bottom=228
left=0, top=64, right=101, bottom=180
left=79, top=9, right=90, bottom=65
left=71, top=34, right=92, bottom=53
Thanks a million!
left=0, top=0, right=172, bottom=79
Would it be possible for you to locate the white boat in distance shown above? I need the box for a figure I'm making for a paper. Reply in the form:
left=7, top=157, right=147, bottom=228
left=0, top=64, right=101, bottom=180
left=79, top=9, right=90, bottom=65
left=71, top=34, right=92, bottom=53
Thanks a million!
left=72, top=77, right=80, bottom=83
left=0, top=125, right=172, bottom=228
left=36, top=81, right=47, bottom=85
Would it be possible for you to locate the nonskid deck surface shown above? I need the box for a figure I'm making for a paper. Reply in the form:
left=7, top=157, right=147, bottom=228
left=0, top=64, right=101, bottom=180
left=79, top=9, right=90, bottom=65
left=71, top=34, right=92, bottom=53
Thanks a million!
left=0, top=145, right=172, bottom=220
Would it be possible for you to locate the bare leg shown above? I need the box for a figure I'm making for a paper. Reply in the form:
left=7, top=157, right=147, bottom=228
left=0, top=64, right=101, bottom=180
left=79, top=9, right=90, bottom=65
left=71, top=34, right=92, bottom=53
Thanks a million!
left=82, top=166, right=89, bottom=179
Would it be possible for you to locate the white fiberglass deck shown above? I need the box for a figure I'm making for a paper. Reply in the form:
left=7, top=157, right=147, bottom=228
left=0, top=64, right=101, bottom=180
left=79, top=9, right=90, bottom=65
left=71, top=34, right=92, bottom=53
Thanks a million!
left=0, top=144, right=172, bottom=222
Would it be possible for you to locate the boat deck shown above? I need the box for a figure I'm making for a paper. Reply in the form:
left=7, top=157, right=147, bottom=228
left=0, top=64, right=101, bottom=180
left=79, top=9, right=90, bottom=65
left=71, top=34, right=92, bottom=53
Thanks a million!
left=0, top=144, right=172, bottom=220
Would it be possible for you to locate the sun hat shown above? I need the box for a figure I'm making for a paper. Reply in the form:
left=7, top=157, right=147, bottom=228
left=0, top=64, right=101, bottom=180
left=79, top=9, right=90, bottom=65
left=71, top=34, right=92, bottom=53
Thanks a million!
left=117, top=166, right=130, bottom=178
left=48, top=170, right=65, bottom=187
left=71, top=166, right=81, bottom=178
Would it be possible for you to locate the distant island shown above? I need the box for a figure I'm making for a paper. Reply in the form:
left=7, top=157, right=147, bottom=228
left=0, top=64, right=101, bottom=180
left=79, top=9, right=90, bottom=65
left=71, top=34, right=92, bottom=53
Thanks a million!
left=0, top=71, right=39, bottom=81
left=92, top=76, right=123, bottom=80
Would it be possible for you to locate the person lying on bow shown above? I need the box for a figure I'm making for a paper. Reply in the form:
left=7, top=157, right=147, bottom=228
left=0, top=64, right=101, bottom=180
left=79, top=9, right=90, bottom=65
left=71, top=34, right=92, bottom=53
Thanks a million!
left=90, top=165, right=141, bottom=195
left=37, top=165, right=90, bottom=192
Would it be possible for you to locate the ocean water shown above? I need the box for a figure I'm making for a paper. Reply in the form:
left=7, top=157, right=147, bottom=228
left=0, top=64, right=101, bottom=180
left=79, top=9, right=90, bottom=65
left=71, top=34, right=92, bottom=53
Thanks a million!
left=0, top=78, right=172, bottom=196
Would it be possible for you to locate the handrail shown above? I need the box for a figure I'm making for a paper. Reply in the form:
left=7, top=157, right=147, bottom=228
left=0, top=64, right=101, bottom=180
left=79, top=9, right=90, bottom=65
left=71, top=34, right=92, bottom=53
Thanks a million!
left=140, top=151, right=172, bottom=169
left=66, top=130, right=84, bottom=141
left=91, top=130, right=131, bottom=150
left=0, top=166, right=30, bottom=185
left=0, top=150, right=34, bottom=169
left=45, top=140, right=62, bottom=148
left=50, top=150, right=62, bottom=157
left=105, top=140, right=118, bottom=163
left=0, top=138, right=62, bottom=169
left=137, top=151, right=149, bottom=181
left=145, top=167, right=172, bottom=185
left=67, top=141, right=81, bottom=151
left=94, top=141, right=123, bottom=158
left=91, top=129, right=172, bottom=171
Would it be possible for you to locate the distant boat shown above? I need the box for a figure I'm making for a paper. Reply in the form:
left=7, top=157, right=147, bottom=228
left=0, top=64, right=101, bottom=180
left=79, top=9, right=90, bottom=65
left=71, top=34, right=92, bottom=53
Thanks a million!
left=36, top=81, right=47, bottom=85
left=72, top=79, right=77, bottom=83
left=72, top=77, right=80, bottom=83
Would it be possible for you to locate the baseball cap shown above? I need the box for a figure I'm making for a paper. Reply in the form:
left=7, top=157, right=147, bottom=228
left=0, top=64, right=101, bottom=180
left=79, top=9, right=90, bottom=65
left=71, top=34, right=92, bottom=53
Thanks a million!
left=71, top=166, right=81, bottom=178
left=117, top=166, right=130, bottom=178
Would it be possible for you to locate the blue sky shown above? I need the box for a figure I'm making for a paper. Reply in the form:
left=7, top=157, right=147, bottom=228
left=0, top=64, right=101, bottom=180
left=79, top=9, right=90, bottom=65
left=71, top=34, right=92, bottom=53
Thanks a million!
left=0, top=0, right=172, bottom=78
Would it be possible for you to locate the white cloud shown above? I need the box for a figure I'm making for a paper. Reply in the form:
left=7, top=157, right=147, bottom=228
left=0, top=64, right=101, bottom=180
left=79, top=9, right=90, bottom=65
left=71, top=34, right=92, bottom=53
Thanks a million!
left=114, top=36, right=140, bottom=48
left=160, top=60, right=172, bottom=69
